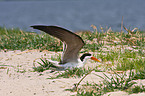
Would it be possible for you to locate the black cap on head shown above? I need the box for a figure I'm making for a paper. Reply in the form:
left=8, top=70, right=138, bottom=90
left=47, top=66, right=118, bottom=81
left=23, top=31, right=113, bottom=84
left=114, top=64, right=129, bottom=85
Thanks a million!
left=80, top=53, right=91, bottom=61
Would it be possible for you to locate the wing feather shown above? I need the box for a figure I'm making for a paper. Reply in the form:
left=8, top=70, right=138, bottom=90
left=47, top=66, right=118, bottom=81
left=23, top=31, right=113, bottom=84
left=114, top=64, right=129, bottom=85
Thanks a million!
left=31, top=25, right=85, bottom=64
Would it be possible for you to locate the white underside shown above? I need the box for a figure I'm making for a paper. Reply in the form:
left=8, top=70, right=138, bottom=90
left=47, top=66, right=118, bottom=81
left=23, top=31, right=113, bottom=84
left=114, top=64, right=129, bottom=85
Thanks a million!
left=60, top=59, right=84, bottom=69
left=46, top=59, right=84, bottom=69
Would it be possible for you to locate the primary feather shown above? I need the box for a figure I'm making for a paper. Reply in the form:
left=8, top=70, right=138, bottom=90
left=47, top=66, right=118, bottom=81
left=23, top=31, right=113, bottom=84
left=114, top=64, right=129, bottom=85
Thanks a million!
left=31, top=25, right=85, bottom=64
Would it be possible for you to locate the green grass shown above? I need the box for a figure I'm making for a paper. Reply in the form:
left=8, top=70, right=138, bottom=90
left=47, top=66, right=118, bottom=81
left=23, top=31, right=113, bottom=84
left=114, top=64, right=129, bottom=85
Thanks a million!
left=76, top=70, right=145, bottom=96
left=128, top=85, right=145, bottom=94
left=0, top=26, right=145, bottom=95
left=0, top=27, right=63, bottom=51
left=47, top=68, right=93, bottom=79
left=33, top=58, right=57, bottom=72
left=133, top=70, right=145, bottom=80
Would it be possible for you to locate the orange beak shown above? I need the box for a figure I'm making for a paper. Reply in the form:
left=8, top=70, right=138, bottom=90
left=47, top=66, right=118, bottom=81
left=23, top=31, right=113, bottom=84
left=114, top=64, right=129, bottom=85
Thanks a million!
left=91, top=56, right=101, bottom=62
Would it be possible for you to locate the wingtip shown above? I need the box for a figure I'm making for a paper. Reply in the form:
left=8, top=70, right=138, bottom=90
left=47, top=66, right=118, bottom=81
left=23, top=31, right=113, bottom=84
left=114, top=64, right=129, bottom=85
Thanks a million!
left=30, top=25, right=45, bottom=29
left=30, top=25, right=34, bottom=27
left=30, top=25, right=39, bottom=28
left=30, top=25, right=36, bottom=28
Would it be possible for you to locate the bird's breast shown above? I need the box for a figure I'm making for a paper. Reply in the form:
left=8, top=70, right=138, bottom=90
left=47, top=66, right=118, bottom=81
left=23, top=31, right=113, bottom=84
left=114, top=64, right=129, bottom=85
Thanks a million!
left=60, top=61, right=83, bottom=69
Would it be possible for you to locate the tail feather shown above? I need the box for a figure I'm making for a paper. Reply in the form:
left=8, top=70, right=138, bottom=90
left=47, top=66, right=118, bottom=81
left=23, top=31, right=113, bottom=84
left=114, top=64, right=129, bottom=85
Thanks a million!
left=46, top=59, right=64, bottom=69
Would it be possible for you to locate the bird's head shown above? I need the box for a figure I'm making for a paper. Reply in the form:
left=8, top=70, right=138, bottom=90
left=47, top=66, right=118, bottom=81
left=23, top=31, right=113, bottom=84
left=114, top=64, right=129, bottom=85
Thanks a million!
left=80, top=53, right=100, bottom=63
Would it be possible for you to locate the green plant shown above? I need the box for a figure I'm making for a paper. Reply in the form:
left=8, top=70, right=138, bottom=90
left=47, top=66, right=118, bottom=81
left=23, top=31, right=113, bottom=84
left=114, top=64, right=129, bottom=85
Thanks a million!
left=133, top=70, right=145, bottom=80
left=128, top=85, right=145, bottom=94
left=76, top=70, right=137, bottom=95
left=47, top=68, right=92, bottom=79
left=33, top=58, right=57, bottom=72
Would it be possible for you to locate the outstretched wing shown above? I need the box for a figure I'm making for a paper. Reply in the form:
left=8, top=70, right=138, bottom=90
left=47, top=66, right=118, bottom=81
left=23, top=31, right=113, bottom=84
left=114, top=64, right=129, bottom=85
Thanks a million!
left=31, top=25, right=85, bottom=64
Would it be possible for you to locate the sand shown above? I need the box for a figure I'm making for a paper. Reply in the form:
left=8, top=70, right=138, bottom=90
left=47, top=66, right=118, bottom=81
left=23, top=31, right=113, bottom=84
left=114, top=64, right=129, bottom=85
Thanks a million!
left=0, top=50, right=144, bottom=96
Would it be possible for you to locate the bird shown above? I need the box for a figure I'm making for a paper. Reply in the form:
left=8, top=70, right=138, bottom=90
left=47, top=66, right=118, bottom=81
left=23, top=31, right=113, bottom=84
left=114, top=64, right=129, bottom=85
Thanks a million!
left=31, top=25, right=100, bottom=69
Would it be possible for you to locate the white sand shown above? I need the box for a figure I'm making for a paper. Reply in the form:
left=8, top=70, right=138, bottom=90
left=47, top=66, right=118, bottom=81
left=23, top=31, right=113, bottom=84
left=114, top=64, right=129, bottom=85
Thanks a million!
left=0, top=50, right=144, bottom=96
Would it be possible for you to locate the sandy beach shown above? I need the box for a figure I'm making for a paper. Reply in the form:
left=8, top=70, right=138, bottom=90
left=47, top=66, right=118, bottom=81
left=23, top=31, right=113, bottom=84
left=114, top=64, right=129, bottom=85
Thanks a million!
left=0, top=50, right=144, bottom=96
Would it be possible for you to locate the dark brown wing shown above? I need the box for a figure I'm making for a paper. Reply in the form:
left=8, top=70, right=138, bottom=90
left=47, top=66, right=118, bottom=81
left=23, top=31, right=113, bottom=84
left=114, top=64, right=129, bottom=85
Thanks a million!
left=31, top=25, right=85, bottom=64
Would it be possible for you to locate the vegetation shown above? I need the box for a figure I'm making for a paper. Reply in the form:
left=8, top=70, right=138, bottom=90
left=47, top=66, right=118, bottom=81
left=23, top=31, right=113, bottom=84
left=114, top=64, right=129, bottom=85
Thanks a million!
left=76, top=70, right=145, bottom=96
left=0, top=25, right=145, bottom=95
left=0, top=26, right=62, bottom=51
